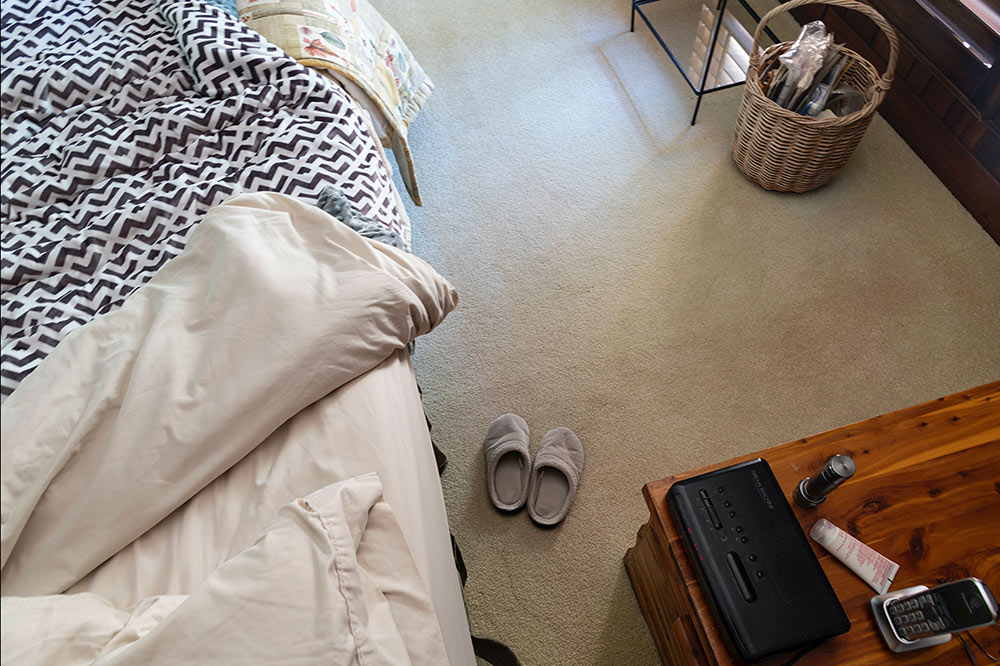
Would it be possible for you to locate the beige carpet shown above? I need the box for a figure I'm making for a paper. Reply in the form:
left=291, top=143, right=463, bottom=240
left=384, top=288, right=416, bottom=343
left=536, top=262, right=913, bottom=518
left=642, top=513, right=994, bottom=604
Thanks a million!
left=377, top=0, right=1000, bottom=663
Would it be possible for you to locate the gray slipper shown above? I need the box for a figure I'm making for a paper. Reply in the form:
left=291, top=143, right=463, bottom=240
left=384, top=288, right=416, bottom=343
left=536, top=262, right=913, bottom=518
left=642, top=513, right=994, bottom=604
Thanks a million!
left=484, top=414, right=531, bottom=511
left=527, top=427, right=583, bottom=526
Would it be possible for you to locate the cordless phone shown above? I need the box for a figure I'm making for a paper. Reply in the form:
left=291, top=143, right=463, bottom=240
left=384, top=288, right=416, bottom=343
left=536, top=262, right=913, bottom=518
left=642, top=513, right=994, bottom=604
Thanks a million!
left=881, top=578, right=998, bottom=643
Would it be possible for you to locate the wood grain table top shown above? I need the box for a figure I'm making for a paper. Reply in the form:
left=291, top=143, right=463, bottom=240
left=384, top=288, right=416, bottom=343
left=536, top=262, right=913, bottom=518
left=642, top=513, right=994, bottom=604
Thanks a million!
left=642, top=381, right=1000, bottom=665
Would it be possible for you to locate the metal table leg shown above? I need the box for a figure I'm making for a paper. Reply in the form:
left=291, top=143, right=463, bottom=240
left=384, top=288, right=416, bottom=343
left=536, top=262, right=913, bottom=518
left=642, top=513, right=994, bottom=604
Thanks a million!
left=629, top=0, right=782, bottom=125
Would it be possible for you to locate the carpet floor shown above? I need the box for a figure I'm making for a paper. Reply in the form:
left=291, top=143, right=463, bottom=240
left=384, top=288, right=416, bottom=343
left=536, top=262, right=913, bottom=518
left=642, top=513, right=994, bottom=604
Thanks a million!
left=378, top=0, right=1000, bottom=663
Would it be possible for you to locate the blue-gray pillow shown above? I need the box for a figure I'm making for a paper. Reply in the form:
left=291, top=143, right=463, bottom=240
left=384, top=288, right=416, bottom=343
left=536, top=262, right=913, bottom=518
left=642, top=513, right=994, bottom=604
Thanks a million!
left=203, top=0, right=237, bottom=18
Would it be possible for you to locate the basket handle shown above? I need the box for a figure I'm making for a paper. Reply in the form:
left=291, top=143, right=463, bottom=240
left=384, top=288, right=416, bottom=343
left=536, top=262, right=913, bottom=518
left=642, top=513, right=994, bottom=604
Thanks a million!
left=749, top=0, right=898, bottom=96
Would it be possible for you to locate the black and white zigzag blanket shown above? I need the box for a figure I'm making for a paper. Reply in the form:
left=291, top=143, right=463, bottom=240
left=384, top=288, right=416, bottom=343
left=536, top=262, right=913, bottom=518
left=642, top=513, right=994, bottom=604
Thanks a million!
left=1, top=0, right=409, bottom=400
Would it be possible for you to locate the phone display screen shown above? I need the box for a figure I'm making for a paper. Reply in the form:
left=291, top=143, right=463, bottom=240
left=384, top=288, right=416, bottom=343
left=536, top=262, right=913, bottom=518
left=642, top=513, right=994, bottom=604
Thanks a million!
left=939, top=584, right=994, bottom=626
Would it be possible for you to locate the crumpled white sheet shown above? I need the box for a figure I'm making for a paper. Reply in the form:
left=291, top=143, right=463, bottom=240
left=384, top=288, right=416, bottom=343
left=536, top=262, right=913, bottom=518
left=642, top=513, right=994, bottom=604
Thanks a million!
left=3, top=474, right=445, bottom=665
left=0, top=193, right=461, bottom=665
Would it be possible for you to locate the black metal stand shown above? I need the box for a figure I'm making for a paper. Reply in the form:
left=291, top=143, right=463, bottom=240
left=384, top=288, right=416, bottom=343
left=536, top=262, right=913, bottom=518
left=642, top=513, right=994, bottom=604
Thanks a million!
left=630, top=0, right=779, bottom=125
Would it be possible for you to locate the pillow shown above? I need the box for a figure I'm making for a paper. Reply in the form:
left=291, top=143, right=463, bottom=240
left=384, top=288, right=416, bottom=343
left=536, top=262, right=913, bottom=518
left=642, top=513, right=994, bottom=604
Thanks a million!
left=237, top=0, right=433, bottom=204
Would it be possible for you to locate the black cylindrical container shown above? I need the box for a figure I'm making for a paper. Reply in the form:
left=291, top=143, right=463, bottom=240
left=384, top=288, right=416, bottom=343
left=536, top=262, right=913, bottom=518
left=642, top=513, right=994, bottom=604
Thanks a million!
left=794, top=454, right=855, bottom=507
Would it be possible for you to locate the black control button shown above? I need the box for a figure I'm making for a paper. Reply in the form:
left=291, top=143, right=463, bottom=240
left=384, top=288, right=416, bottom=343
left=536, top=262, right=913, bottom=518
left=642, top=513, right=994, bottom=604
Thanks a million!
left=725, top=551, right=757, bottom=602
left=748, top=554, right=757, bottom=562
left=923, top=605, right=939, bottom=622
left=701, top=497, right=723, bottom=529
left=717, top=486, right=725, bottom=494
left=729, top=511, right=737, bottom=518
left=740, top=536, right=748, bottom=544
left=756, top=570, right=765, bottom=579
left=735, top=526, right=743, bottom=533
left=699, top=489, right=710, bottom=500
left=724, top=501, right=732, bottom=508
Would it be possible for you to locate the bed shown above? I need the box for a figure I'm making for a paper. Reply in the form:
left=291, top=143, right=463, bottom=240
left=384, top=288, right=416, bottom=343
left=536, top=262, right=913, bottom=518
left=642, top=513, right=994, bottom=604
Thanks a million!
left=0, top=1, right=475, bottom=664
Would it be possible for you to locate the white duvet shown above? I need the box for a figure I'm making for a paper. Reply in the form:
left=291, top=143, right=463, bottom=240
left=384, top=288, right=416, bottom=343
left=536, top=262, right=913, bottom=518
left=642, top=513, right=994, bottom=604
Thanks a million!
left=0, top=193, right=462, bottom=665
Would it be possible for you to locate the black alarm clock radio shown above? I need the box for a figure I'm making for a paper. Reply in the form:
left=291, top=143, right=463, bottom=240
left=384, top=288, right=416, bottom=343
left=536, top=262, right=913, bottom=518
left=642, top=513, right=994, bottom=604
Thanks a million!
left=667, top=458, right=850, bottom=662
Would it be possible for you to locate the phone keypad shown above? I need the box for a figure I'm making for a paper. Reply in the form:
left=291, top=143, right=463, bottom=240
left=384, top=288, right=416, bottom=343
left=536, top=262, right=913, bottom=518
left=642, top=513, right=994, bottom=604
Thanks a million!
left=887, top=593, right=950, bottom=640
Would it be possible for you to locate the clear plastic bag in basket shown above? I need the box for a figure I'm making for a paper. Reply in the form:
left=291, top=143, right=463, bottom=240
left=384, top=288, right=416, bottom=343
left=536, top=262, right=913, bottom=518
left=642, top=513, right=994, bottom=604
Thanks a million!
left=775, top=21, right=833, bottom=108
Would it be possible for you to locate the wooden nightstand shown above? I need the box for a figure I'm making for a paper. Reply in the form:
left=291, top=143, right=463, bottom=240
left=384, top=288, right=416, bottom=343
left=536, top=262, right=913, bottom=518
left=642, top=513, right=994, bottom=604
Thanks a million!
left=625, top=382, right=1000, bottom=665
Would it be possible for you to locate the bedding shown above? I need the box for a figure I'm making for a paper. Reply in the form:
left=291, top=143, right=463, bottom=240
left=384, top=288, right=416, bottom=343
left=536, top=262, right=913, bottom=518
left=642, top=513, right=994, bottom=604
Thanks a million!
left=1, top=0, right=410, bottom=401
left=3, top=474, right=448, bottom=666
left=317, top=184, right=407, bottom=249
left=1, top=2, right=478, bottom=661
left=1, top=193, right=475, bottom=665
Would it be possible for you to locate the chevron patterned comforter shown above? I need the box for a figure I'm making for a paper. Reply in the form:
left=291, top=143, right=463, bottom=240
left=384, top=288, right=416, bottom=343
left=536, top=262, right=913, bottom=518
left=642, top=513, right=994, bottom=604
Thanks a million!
left=0, top=0, right=409, bottom=400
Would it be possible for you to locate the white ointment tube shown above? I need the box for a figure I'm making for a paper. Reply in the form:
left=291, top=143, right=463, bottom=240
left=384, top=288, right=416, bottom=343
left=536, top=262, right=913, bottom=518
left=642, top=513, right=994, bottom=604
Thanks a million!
left=810, top=518, right=899, bottom=594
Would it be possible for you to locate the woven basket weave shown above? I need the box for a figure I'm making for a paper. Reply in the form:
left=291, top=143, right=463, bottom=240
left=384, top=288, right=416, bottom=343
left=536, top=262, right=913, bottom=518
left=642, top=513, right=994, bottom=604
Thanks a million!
left=732, top=0, right=898, bottom=192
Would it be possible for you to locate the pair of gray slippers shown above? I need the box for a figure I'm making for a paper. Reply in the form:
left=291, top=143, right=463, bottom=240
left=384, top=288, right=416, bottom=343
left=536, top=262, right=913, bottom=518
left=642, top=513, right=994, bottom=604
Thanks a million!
left=484, top=414, right=584, bottom=526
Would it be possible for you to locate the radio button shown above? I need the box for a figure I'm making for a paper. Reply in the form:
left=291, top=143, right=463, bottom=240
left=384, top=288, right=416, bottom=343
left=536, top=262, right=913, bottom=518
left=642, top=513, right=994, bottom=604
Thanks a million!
left=725, top=551, right=757, bottom=602
left=701, top=497, right=722, bottom=529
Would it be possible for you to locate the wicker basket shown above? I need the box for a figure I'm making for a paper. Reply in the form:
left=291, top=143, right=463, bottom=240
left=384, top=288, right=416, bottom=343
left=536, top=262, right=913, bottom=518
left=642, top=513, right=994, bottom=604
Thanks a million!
left=732, top=0, right=898, bottom=192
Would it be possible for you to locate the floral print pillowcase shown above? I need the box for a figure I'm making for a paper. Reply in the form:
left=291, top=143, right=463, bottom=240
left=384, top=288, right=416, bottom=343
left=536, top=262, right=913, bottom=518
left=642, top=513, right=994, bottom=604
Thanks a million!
left=238, top=0, right=433, bottom=132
